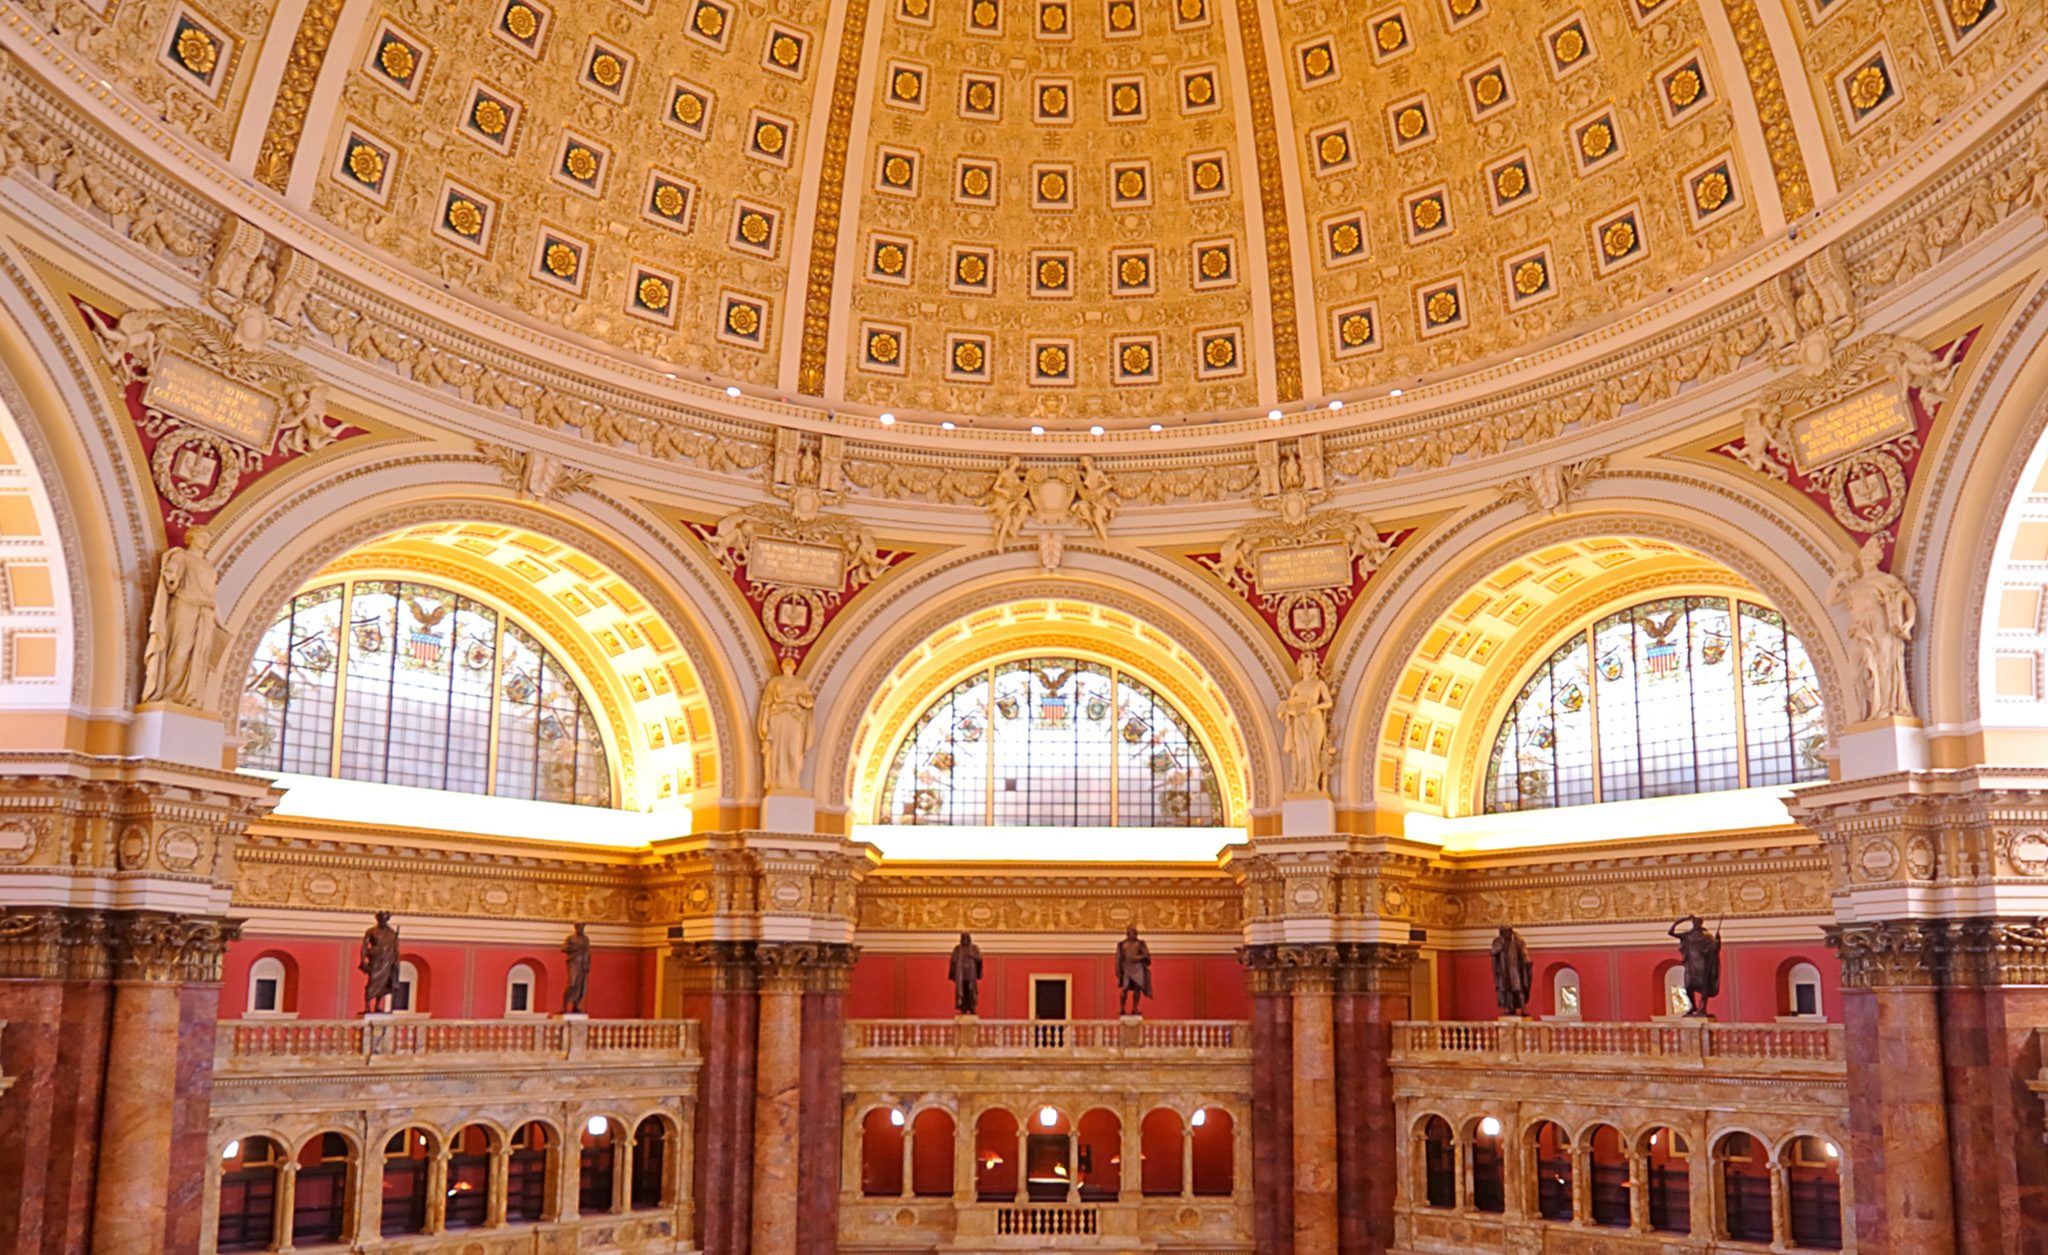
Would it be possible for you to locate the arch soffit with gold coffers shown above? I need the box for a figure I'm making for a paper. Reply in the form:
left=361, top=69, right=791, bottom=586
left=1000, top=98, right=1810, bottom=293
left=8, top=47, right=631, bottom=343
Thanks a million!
left=212, top=482, right=757, bottom=808
left=811, top=560, right=1285, bottom=823
left=0, top=254, right=164, bottom=712
left=1905, top=275, right=2048, bottom=727
left=1334, top=501, right=1853, bottom=816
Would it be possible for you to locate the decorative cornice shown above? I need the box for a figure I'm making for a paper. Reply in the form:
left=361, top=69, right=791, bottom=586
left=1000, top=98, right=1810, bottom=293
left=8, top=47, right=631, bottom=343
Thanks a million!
left=793, top=0, right=872, bottom=397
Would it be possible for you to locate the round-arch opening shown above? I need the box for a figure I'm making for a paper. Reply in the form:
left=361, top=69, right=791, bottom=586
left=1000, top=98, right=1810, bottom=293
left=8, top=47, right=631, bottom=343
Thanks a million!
left=230, top=521, right=724, bottom=825
left=1365, top=533, right=1836, bottom=844
left=841, top=598, right=1256, bottom=853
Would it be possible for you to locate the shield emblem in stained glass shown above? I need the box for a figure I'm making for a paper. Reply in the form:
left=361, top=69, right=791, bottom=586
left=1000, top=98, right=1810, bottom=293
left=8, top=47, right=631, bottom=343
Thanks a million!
left=504, top=669, right=537, bottom=703
left=1085, top=697, right=1109, bottom=721
left=1599, top=652, right=1624, bottom=681
left=1558, top=683, right=1584, bottom=712
left=997, top=696, right=1020, bottom=720
left=1701, top=634, right=1728, bottom=666
left=354, top=623, right=384, bottom=653
left=538, top=712, right=567, bottom=743
left=1646, top=640, right=1679, bottom=675
left=1039, top=691, right=1068, bottom=725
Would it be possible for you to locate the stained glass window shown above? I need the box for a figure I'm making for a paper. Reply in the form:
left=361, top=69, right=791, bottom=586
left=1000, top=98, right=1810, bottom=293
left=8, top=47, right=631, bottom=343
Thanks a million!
left=1485, top=596, right=1825, bottom=812
left=880, top=657, right=1222, bottom=826
left=240, top=580, right=611, bottom=807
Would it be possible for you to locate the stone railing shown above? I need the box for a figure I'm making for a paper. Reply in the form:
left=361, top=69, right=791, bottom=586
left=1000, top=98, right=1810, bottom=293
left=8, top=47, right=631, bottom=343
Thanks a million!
left=1394, top=1019, right=1843, bottom=1068
left=218, top=1017, right=698, bottom=1066
left=846, top=1018, right=1250, bottom=1055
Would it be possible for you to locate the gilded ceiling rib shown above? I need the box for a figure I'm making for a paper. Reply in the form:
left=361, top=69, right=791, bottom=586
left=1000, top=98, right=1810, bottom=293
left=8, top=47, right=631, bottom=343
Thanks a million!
left=252, top=0, right=347, bottom=192
left=795, top=0, right=875, bottom=396
left=1722, top=0, right=1814, bottom=220
left=1229, top=0, right=1302, bottom=404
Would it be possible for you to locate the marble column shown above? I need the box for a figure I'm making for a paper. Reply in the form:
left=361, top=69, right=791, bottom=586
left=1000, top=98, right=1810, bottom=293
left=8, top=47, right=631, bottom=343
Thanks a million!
left=272, top=1164, right=298, bottom=1253
left=0, top=908, right=114, bottom=1255
left=1243, top=948, right=1295, bottom=1255
left=486, top=1145, right=510, bottom=1227
left=752, top=945, right=808, bottom=1255
left=674, top=941, right=758, bottom=1255
left=1333, top=944, right=1414, bottom=1255
left=797, top=945, right=855, bottom=1255
left=92, top=912, right=238, bottom=1255
left=1935, top=974, right=2048, bottom=1255
left=1289, top=949, right=1339, bottom=1255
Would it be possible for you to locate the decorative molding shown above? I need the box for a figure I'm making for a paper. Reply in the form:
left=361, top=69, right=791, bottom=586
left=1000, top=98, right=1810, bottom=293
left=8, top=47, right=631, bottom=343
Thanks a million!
left=1827, top=916, right=2048, bottom=988
left=252, top=0, right=346, bottom=192
left=793, top=0, right=873, bottom=396
left=1229, top=0, right=1302, bottom=403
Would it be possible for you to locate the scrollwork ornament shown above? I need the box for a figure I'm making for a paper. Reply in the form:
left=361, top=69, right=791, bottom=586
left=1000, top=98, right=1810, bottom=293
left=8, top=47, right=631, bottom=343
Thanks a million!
left=1819, top=449, right=1909, bottom=532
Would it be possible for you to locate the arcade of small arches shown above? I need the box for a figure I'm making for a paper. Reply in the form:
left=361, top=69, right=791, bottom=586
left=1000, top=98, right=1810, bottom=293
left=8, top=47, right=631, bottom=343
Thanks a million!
left=207, top=1112, right=681, bottom=1252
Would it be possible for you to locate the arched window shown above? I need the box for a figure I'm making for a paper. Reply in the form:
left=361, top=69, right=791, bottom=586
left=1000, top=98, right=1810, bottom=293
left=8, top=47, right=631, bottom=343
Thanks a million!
left=393, top=960, right=420, bottom=1014
left=911, top=1108, right=957, bottom=1198
left=507, top=1122, right=551, bottom=1223
left=1587, top=1124, right=1628, bottom=1227
left=1787, top=962, right=1824, bottom=1018
left=1190, top=1107, right=1234, bottom=1196
left=1469, top=1116, right=1505, bottom=1213
left=380, top=1128, right=434, bottom=1236
left=247, top=956, right=289, bottom=1016
left=1643, top=1127, right=1690, bottom=1234
left=506, top=963, right=539, bottom=1016
left=631, top=1116, right=668, bottom=1210
left=1140, top=1109, right=1183, bottom=1196
left=1076, top=1108, right=1120, bottom=1201
left=579, top=1116, right=617, bottom=1214
left=1661, top=964, right=1691, bottom=1018
left=1785, top=1135, right=1843, bottom=1250
left=216, top=1136, right=283, bottom=1252
left=974, top=1109, right=1020, bottom=1202
left=240, top=579, right=611, bottom=807
left=1532, top=1121, right=1572, bottom=1221
left=1552, top=967, right=1581, bottom=1019
left=1486, top=597, right=1825, bottom=812
left=445, top=1125, right=495, bottom=1230
left=1718, top=1132, right=1772, bottom=1243
left=861, top=1108, right=906, bottom=1197
left=1420, top=1116, right=1455, bottom=1209
left=292, top=1133, right=351, bottom=1246
left=880, top=657, right=1222, bottom=826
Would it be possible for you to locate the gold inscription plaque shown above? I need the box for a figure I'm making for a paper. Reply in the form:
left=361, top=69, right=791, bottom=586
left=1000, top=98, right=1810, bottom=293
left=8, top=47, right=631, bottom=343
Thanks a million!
left=750, top=538, right=847, bottom=589
left=1255, top=543, right=1351, bottom=591
left=1789, top=382, right=1911, bottom=473
left=143, top=355, right=280, bottom=449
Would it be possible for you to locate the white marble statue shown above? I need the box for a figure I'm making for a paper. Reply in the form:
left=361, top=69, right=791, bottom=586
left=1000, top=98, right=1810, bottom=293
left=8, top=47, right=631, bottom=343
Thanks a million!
left=758, top=657, right=815, bottom=793
left=140, top=527, right=221, bottom=706
left=1277, top=653, right=1335, bottom=795
left=1827, top=535, right=1916, bottom=721
left=986, top=455, right=1030, bottom=549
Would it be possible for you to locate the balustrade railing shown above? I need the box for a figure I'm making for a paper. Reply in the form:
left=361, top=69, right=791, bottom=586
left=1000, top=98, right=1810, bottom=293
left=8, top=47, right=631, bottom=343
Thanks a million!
left=846, top=1019, right=1250, bottom=1052
left=1394, top=1019, right=1842, bottom=1066
left=996, top=1206, right=1099, bottom=1236
left=220, top=1018, right=699, bottom=1063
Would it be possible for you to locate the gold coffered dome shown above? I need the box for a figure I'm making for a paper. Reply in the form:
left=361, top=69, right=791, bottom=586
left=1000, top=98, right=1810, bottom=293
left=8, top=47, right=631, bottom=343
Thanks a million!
left=59, top=0, right=2028, bottom=436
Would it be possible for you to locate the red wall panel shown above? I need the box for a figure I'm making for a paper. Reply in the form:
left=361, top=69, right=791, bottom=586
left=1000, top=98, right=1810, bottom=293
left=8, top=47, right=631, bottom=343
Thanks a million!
left=1437, top=941, right=1842, bottom=1024
left=219, top=933, right=651, bottom=1020
left=844, top=950, right=1247, bottom=1020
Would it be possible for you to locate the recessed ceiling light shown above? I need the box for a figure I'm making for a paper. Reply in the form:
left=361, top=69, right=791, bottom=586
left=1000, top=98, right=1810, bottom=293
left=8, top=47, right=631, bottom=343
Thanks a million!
left=1389, top=388, right=1403, bottom=397
left=725, top=386, right=741, bottom=397
left=664, top=372, right=677, bottom=379
left=1090, top=425, right=1104, bottom=435
left=1267, top=409, right=1282, bottom=420
left=942, top=421, right=956, bottom=430
left=1329, top=400, right=1344, bottom=410
left=1031, top=425, right=1045, bottom=434
left=1149, top=423, right=1163, bottom=432
left=878, top=412, right=896, bottom=425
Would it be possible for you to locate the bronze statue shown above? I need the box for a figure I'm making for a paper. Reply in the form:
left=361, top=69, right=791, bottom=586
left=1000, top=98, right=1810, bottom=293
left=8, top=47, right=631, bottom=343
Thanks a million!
left=1669, top=915, right=1723, bottom=1017
left=1116, top=924, right=1153, bottom=1015
left=359, top=911, right=399, bottom=1014
left=1489, top=925, right=1533, bottom=1017
left=949, top=931, right=984, bottom=1016
left=562, top=922, right=591, bottom=1015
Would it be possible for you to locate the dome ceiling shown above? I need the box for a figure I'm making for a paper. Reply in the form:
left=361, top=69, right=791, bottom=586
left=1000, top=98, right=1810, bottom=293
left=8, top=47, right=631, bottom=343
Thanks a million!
left=27, top=0, right=2032, bottom=435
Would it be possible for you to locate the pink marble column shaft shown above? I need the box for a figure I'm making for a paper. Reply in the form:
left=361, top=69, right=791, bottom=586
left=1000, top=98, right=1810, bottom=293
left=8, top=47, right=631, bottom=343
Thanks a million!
left=751, top=976, right=805, bottom=1255
left=91, top=980, right=182, bottom=1255
left=1292, top=969, right=1338, bottom=1253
